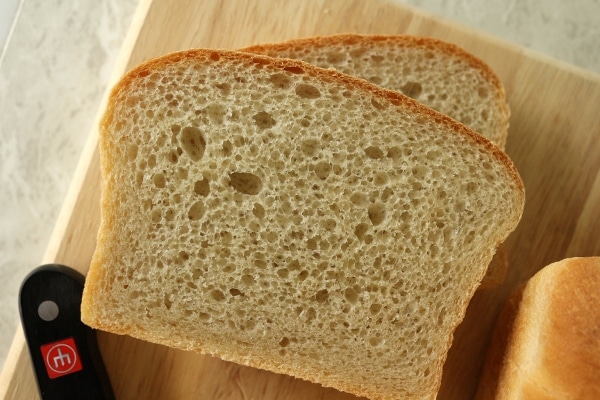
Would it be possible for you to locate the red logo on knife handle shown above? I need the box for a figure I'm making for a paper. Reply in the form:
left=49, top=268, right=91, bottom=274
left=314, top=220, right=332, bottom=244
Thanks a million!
left=40, top=337, right=83, bottom=379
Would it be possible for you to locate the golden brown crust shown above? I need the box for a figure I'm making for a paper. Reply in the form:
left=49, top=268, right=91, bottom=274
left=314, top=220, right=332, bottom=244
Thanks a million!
left=476, top=257, right=600, bottom=399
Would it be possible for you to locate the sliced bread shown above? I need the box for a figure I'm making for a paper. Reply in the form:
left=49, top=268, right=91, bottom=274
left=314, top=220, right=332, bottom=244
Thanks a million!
left=243, top=34, right=510, bottom=149
left=81, top=49, right=525, bottom=400
left=476, top=257, right=600, bottom=399
left=243, top=34, right=511, bottom=288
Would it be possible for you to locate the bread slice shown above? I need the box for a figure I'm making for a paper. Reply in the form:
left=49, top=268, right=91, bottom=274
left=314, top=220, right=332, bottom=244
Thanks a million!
left=81, top=49, right=525, bottom=400
left=475, top=257, right=600, bottom=400
left=243, top=34, right=511, bottom=288
left=243, top=34, right=510, bottom=149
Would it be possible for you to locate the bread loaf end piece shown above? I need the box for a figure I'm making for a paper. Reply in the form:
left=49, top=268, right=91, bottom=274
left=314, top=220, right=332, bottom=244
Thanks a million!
left=82, top=49, right=524, bottom=400
left=476, top=257, right=600, bottom=400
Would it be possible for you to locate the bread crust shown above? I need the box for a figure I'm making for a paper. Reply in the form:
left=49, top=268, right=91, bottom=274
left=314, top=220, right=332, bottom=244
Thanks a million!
left=476, top=257, right=600, bottom=399
left=84, top=47, right=525, bottom=400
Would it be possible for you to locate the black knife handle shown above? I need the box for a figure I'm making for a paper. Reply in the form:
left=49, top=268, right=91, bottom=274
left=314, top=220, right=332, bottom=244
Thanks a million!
left=19, top=264, right=114, bottom=400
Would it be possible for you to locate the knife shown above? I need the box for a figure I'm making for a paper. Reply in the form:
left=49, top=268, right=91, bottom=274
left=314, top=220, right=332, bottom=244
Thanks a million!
left=19, top=264, right=115, bottom=400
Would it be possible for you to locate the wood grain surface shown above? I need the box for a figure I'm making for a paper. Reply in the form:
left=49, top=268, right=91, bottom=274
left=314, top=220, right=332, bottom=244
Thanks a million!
left=1, top=0, right=599, bottom=399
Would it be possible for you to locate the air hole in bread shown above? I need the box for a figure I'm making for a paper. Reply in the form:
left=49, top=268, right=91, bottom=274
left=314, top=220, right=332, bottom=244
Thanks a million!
left=326, top=51, right=346, bottom=64
left=297, top=270, right=309, bottom=281
left=229, top=288, right=243, bottom=297
left=252, top=203, right=265, bottom=219
left=381, top=187, right=394, bottom=201
left=306, top=238, right=318, bottom=250
left=365, top=146, right=384, bottom=159
left=368, top=202, right=386, bottom=226
left=152, top=173, right=166, bottom=188
left=163, top=293, right=172, bottom=310
left=354, top=223, right=370, bottom=241
left=370, top=303, right=382, bottom=315
left=373, top=172, right=388, bottom=186
left=478, top=86, right=489, bottom=98
left=279, top=337, right=290, bottom=347
left=465, top=182, right=477, bottom=195
left=210, top=289, right=225, bottom=302
left=300, top=117, right=310, bottom=127
left=251, top=56, right=271, bottom=66
left=371, top=98, right=385, bottom=110
left=187, top=201, right=205, bottom=221
left=369, top=336, right=383, bottom=346
left=193, top=177, right=210, bottom=196
left=127, top=144, right=138, bottom=161
left=151, top=210, right=161, bottom=223
left=269, top=73, right=293, bottom=89
left=481, top=109, right=489, bottom=121
left=205, top=103, right=228, bottom=124
left=148, top=154, right=157, bottom=168
left=411, top=165, right=429, bottom=179
left=221, top=140, right=233, bottom=156
left=370, top=54, right=384, bottom=63
left=252, top=111, right=276, bottom=129
left=300, top=139, right=319, bottom=157
left=180, top=126, right=206, bottom=161
left=229, top=172, right=262, bottom=195
left=426, top=149, right=442, bottom=161
left=215, top=82, right=230, bottom=95
left=276, top=268, right=289, bottom=278
left=344, top=287, right=359, bottom=304
left=283, top=66, right=304, bottom=74
left=315, top=289, right=329, bottom=303
left=164, top=208, right=175, bottom=222
left=295, top=83, right=321, bottom=99
left=387, top=146, right=403, bottom=160
left=322, top=218, right=336, bottom=231
left=167, top=149, right=180, bottom=164
left=198, top=312, right=210, bottom=321
left=401, top=81, right=423, bottom=99
left=241, top=274, right=255, bottom=286
left=314, top=161, right=332, bottom=180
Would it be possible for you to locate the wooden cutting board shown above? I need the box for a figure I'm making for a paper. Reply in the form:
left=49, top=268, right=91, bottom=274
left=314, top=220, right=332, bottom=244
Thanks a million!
left=1, top=0, right=599, bottom=399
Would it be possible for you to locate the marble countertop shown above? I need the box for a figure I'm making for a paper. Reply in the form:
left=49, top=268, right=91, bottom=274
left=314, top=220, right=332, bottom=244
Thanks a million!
left=0, top=0, right=598, bottom=370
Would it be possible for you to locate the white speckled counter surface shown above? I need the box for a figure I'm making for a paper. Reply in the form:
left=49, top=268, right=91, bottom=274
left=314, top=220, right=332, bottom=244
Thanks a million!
left=0, top=0, right=598, bottom=370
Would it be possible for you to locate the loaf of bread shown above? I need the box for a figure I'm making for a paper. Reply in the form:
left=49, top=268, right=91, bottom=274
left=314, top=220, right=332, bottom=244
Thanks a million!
left=476, top=257, right=600, bottom=400
left=81, top=48, right=525, bottom=400
left=243, top=34, right=510, bottom=287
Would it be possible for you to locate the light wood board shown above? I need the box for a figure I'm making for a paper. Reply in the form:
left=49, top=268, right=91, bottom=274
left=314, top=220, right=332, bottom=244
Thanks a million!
left=2, top=0, right=599, bottom=399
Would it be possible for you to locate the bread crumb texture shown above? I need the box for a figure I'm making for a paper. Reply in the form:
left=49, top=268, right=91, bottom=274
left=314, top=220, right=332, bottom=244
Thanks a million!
left=244, top=34, right=510, bottom=149
left=83, top=49, right=524, bottom=400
